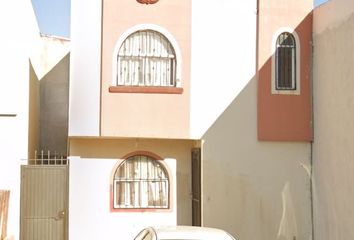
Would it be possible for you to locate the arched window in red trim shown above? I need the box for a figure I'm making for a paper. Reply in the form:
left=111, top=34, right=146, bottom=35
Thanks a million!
left=113, top=154, right=169, bottom=209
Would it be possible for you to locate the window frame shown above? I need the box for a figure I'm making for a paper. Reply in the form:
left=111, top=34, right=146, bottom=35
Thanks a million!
left=111, top=24, right=183, bottom=94
left=112, top=154, right=170, bottom=210
left=271, top=28, right=301, bottom=95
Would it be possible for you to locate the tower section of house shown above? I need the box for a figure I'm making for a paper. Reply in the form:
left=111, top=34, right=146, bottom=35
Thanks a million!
left=100, top=0, right=191, bottom=138
left=257, top=0, right=313, bottom=141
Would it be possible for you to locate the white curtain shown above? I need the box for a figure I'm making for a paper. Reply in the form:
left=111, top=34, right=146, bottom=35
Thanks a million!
left=117, top=30, right=175, bottom=87
left=114, top=156, right=168, bottom=208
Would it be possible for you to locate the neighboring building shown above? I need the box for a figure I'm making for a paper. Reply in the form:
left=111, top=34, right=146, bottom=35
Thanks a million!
left=69, top=0, right=312, bottom=239
left=0, top=1, right=41, bottom=239
left=313, top=0, right=354, bottom=239
left=0, top=1, right=70, bottom=239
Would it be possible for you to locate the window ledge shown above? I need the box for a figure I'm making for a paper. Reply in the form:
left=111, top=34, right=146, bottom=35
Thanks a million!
left=109, top=86, right=183, bottom=94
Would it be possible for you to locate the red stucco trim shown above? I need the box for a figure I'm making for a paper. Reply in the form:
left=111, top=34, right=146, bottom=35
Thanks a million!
left=109, top=86, right=183, bottom=94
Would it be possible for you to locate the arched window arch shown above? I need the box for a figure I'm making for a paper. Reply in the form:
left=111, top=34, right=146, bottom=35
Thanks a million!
left=116, top=29, right=177, bottom=87
left=271, top=28, right=300, bottom=95
left=275, top=32, right=296, bottom=90
left=113, top=154, right=169, bottom=209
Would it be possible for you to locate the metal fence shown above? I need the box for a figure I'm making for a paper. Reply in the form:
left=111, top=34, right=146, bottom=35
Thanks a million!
left=28, top=150, right=68, bottom=165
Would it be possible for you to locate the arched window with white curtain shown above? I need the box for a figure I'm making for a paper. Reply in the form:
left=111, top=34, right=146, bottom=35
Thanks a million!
left=113, top=155, right=169, bottom=209
left=117, top=30, right=176, bottom=87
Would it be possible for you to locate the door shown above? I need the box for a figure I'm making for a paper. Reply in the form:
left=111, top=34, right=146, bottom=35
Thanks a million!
left=191, top=148, right=201, bottom=226
left=20, top=165, right=68, bottom=240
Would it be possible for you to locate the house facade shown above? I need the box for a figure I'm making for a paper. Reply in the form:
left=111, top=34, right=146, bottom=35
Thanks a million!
left=69, top=0, right=313, bottom=239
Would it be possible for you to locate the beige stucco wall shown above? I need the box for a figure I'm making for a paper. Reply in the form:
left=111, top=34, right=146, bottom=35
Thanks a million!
left=69, top=138, right=198, bottom=225
left=313, top=1, right=354, bottom=239
left=39, top=53, right=70, bottom=156
left=202, top=77, right=312, bottom=240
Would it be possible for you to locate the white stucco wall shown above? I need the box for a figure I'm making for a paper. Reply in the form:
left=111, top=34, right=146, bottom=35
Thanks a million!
left=0, top=0, right=40, bottom=239
left=313, top=1, right=354, bottom=239
left=190, top=0, right=257, bottom=139
left=69, top=157, right=177, bottom=240
left=69, top=0, right=101, bottom=136
left=201, top=77, right=312, bottom=240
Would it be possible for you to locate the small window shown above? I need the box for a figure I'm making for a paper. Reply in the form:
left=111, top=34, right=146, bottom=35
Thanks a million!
left=275, top=32, right=296, bottom=90
left=117, top=30, right=176, bottom=87
left=113, top=155, right=169, bottom=209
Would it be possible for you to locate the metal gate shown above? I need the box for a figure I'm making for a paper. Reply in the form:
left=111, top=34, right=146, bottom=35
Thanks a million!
left=20, top=158, right=68, bottom=240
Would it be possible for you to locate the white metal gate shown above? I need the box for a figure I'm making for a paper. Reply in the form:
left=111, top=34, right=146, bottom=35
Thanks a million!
left=20, top=164, right=68, bottom=240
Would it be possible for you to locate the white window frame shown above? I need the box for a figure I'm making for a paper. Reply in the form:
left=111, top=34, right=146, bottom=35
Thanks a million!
left=271, top=27, right=301, bottom=95
left=112, top=24, right=182, bottom=88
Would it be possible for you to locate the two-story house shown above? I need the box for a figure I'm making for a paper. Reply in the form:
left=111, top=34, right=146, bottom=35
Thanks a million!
left=68, top=0, right=312, bottom=239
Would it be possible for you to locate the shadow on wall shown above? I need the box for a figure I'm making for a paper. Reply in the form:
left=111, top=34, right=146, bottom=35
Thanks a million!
left=28, top=53, right=70, bottom=158
left=200, top=12, right=313, bottom=240
left=201, top=75, right=311, bottom=240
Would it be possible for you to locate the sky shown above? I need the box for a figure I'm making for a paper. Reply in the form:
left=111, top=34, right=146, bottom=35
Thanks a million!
left=31, top=0, right=328, bottom=39
left=31, top=0, right=70, bottom=38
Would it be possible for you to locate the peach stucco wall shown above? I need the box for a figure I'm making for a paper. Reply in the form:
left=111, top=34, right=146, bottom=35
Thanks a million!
left=257, top=0, right=313, bottom=141
left=100, top=0, right=191, bottom=139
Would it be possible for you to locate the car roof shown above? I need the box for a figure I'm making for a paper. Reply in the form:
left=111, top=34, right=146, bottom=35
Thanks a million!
left=149, top=226, right=236, bottom=240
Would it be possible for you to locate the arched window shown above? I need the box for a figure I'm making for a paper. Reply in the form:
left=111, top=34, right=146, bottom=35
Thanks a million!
left=116, top=30, right=176, bottom=87
left=113, top=155, right=169, bottom=209
left=275, top=32, right=296, bottom=90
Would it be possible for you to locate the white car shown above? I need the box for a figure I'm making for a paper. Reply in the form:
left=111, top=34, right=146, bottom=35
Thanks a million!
left=133, top=225, right=238, bottom=240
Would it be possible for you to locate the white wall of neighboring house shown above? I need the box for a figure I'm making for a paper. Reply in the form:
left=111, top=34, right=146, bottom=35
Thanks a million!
left=69, top=0, right=101, bottom=137
left=0, top=0, right=41, bottom=239
left=69, top=157, right=177, bottom=240
left=190, top=0, right=257, bottom=139
left=313, top=1, right=354, bottom=239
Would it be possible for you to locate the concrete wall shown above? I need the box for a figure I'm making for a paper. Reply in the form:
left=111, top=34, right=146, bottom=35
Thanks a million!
left=313, top=1, right=354, bottom=239
left=202, top=77, right=312, bottom=240
left=0, top=0, right=40, bottom=239
left=190, top=0, right=257, bottom=139
left=69, top=138, right=198, bottom=236
left=39, top=53, right=70, bottom=156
